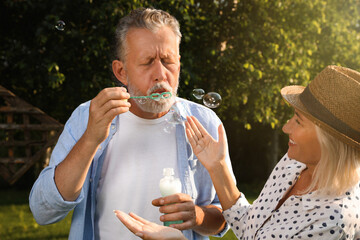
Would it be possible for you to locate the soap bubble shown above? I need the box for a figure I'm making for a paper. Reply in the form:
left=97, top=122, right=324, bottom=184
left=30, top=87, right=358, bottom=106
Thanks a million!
left=166, top=104, right=184, bottom=125
left=164, top=102, right=184, bottom=133
left=164, top=102, right=185, bottom=135
left=55, top=20, right=65, bottom=31
left=163, top=103, right=182, bottom=134
left=203, top=92, right=222, bottom=108
left=192, top=88, right=205, bottom=100
left=163, top=123, right=175, bottom=134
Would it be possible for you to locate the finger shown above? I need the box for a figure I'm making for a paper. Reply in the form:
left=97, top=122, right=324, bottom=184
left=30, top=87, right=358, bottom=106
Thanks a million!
left=218, top=123, right=227, bottom=148
left=129, top=212, right=153, bottom=225
left=100, top=106, right=130, bottom=126
left=90, top=89, right=130, bottom=118
left=102, top=99, right=131, bottom=115
left=160, top=211, right=195, bottom=230
left=185, top=117, right=196, bottom=136
left=190, top=116, right=214, bottom=141
left=186, top=116, right=202, bottom=140
left=186, top=129, right=197, bottom=151
left=169, top=219, right=194, bottom=230
left=96, top=87, right=130, bottom=108
left=151, top=197, right=163, bottom=207
left=185, top=121, right=198, bottom=147
left=160, top=210, right=184, bottom=222
left=160, top=202, right=195, bottom=216
left=161, top=193, right=192, bottom=205
left=114, top=210, right=143, bottom=233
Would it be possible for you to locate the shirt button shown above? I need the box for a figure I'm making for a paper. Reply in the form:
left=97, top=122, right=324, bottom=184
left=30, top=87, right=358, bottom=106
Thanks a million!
left=89, top=178, right=93, bottom=182
left=99, top=146, right=102, bottom=150
left=111, top=126, right=115, bottom=130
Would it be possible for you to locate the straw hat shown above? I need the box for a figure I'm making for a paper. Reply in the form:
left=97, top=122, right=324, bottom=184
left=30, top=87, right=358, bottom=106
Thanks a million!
left=281, top=65, right=360, bottom=150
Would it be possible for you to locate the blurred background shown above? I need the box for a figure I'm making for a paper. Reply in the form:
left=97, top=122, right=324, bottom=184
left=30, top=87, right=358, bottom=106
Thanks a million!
left=1, top=0, right=360, bottom=239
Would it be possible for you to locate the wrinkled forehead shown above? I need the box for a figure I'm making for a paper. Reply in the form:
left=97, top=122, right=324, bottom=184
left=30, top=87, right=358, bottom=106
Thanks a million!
left=124, top=27, right=180, bottom=59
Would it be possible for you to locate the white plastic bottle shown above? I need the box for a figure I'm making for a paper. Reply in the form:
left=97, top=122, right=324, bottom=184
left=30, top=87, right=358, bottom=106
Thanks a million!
left=159, top=168, right=183, bottom=226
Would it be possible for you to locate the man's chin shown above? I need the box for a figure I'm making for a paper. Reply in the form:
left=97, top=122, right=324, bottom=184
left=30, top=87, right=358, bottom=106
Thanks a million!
left=137, top=99, right=174, bottom=114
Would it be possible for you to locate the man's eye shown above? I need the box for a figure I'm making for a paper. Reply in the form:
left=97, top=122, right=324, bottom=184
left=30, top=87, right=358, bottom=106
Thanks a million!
left=142, top=59, right=154, bottom=65
left=162, top=58, right=175, bottom=64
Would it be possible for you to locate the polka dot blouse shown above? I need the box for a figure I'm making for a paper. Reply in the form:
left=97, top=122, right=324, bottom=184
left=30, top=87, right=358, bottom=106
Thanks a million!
left=223, top=154, right=360, bottom=239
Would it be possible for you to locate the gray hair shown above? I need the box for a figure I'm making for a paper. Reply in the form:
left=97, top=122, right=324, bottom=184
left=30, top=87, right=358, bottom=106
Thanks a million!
left=114, top=8, right=182, bottom=61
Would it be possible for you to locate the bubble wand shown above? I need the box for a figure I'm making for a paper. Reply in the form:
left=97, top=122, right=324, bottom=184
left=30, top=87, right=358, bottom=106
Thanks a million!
left=129, top=92, right=172, bottom=101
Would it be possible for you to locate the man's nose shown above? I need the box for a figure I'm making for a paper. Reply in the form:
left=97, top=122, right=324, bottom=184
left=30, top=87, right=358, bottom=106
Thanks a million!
left=153, top=60, right=167, bottom=82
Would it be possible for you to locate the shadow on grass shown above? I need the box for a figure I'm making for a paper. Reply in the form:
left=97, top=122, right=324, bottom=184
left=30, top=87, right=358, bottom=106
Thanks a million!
left=0, top=189, right=30, bottom=206
left=16, top=235, right=69, bottom=240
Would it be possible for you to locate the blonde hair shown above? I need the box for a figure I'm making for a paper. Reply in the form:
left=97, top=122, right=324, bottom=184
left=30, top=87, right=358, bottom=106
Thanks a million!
left=114, top=8, right=182, bottom=61
left=309, top=125, right=360, bottom=196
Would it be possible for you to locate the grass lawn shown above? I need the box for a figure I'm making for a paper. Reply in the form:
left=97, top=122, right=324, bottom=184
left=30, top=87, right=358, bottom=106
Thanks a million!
left=0, top=189, right=72, bottom=240
left=0, top=188, right=258, bottom=239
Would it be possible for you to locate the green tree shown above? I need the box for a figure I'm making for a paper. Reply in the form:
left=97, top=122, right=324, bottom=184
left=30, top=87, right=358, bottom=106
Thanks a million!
left=1, top=0, right=360, bottom=185
left=178, top=0, right=360, bottom=180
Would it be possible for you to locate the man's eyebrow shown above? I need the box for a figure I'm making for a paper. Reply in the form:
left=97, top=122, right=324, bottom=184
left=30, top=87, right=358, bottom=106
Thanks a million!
left=160, top=52, right=177, bottom=58
left=295, top=111, right=303, bottom=121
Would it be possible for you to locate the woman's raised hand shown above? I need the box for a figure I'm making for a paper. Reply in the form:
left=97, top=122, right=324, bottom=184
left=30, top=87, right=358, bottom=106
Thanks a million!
left=185, top=116, right=227, bottom=171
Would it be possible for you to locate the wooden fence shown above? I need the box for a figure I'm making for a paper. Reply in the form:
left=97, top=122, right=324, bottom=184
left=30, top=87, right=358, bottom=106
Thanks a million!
left=0, top=85, right=63, bottom=185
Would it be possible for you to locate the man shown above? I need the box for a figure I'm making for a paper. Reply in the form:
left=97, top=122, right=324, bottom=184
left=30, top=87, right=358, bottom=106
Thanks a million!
left=29, top=8, right=235, bottom=240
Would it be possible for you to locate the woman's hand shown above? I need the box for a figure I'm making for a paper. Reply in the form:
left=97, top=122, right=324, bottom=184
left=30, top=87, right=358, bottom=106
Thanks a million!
left=185, top=116, right=227, bottom=171
left=114, top=210, right=186, bottom=240
left=186, top=116, right=241, bottom=210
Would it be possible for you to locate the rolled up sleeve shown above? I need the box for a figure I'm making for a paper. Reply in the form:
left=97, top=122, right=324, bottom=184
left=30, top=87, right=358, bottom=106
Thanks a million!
left=29, top=103, right=88, bottom=225
left=29, top=166, right=84, bottom=224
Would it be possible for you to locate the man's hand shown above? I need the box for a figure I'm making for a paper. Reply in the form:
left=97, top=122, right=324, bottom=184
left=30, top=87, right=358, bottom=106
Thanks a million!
left=115, top=210, right=186, bottom=240
left=54, top=87, right=130, bottom=201
left=84, top=87, right=130, bottom=145
left=152, top=193, right=199, bottom=230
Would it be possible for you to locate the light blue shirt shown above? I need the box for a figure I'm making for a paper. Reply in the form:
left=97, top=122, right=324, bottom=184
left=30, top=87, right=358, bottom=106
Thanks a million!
left=29, top=97, right=235, bottom=240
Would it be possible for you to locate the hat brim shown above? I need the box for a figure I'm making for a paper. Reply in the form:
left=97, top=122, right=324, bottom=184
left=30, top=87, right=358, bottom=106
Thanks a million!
left=281, top=86, right=360, bottom=150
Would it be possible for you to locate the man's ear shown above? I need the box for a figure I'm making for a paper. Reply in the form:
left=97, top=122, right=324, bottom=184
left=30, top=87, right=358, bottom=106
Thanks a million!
left=112, top=60, right=128, bottom=86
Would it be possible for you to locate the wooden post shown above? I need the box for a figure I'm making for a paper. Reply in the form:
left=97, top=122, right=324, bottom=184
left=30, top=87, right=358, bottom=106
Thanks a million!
left=7, top=113, right=13, bottom=159
left=23, top=114, right=31, bottom=159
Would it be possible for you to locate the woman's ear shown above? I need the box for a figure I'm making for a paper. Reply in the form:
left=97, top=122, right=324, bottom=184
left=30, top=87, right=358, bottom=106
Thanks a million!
left=112, top=60, right=128, bottom=86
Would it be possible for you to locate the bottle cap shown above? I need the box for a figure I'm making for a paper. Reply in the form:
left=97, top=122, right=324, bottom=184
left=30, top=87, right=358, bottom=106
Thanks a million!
left=163, top=168, right=174, bottom=176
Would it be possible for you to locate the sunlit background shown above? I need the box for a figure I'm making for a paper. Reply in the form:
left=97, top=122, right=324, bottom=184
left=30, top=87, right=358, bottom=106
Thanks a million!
left=1, top=0, right=360, bottom=239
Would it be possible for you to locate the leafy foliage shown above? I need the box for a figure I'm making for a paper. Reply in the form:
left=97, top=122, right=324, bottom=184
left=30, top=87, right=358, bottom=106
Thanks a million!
left=1, top=0, right=360, bottom=183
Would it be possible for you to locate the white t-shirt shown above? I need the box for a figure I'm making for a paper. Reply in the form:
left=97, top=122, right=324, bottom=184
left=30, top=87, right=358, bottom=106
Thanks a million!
left=94, top=111, right=178, bottom=240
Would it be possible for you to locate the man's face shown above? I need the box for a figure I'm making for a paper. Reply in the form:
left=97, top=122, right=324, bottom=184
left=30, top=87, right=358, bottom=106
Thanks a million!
left=123, top=26, right=180, bottom=114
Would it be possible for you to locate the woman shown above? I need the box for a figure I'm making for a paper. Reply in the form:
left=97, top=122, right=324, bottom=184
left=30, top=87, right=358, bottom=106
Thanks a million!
left=115, top=65, right=360, bottom=239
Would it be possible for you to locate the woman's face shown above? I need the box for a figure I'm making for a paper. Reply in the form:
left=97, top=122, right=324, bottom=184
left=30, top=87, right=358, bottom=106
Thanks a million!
left=282, top=110, right=321, bottom=167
